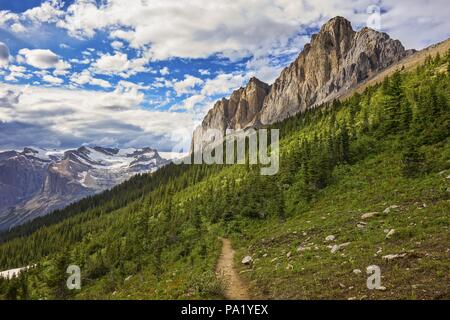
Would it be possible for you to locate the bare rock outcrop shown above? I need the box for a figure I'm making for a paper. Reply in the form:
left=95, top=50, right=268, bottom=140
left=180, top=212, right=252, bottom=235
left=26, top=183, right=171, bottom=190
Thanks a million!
left=193, top=16, right=414, bottom=143
left=192, top=77, right=270, bottom=151
left=259, top=16, right=414, bottom=124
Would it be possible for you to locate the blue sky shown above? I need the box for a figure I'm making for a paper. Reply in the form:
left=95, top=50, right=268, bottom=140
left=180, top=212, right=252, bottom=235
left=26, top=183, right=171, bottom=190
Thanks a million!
left=0, top=0, right=449, bottom=152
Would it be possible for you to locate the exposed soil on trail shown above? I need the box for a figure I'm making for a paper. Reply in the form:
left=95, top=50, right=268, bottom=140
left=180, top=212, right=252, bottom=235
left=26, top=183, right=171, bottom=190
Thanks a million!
left=216, top=238, right=250, bottom=300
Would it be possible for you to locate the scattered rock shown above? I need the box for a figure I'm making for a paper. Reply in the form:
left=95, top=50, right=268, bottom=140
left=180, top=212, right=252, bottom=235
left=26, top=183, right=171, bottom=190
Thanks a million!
left=270, top=257, right=278, bottom=263
left=447, top=174, right=450, bottom=179
left=325, top=235, right=336, bottom=242
left=286, top=251, right=292, bottom=258
left=262, top=253, right=268, bottom=258
left=330, top=245, right=340, bottom=254
left=375, top=286, right=387, bottom=291
left=382, top=253, right=407, bottom=261
left=361, top=212, right=379, bottom=219
left=286, top=263, right=294, bottom=270
left=242, top=256, right=253, bottom=265
left=383, top=205, right=399, bottom=214
left=124, top=275, right=132, bottom=281
left=386, top=229, right=396, bottom=239
left=297, top=246, right=311, bottom=253
left=353, top=269, right=362, bottom=274
left=330, top=242, right=351, bottom=254
left=357, top=222, right=367, bottom=229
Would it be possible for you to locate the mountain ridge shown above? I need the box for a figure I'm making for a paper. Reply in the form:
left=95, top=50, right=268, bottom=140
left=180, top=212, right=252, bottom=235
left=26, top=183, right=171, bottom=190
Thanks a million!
left=193, top=16, right=415, bottom=145
left=0, top=146, right=169, bottom=231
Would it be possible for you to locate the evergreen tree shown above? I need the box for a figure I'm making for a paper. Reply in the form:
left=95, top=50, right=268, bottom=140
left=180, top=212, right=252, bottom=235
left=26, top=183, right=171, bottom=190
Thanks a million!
left=340, top=124, right=350, bottom=163
left=401, top=144, right=426, bottom=178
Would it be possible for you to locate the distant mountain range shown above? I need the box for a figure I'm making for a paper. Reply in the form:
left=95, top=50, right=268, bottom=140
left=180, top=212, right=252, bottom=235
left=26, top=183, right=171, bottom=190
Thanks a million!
left=0, top=146, right=170, bottom=231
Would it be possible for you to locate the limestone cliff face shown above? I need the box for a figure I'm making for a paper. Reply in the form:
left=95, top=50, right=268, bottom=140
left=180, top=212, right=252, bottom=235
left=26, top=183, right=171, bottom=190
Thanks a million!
left=259, top=16, right=414, bottom=124
left=193, top=16, right=414, bottom=140
left=192, top=77, right=270, bottom=150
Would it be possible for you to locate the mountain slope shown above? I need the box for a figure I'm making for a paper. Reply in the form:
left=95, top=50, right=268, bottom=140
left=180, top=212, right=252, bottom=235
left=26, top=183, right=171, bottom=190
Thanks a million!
left=0, top=147, right=169, bottom=231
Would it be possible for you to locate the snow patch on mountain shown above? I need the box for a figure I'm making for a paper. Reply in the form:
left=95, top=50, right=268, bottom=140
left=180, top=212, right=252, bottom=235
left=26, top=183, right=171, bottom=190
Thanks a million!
left=0, top=146, right=170, bottom=231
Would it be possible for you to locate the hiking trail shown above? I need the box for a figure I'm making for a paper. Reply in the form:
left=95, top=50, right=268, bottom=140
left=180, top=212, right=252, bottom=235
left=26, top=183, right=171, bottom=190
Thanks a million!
left=216, top=238, right=250, bottom=300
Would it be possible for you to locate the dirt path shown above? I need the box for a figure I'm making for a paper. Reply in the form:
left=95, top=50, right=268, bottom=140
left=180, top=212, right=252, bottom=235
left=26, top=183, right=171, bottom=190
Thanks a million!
left=216, top=238, right=250, bottom=300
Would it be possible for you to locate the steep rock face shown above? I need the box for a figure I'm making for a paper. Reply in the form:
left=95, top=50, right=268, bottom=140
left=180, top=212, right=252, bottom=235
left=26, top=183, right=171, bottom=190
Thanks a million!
left=0, top=146, right=170, bottom=231
left=193, top=16, right=414, bottom=142
left=259, top=16, right=414, bottom=124
left=192, top=77, right=270, bottom=150
left=0, top=151, right=50, bottom=210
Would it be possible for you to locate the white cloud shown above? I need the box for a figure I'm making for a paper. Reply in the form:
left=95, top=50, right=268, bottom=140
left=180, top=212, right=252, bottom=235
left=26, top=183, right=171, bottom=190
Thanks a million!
left=91, top=52, right=150, bottom=78
left=70, top=70, right=112, bottom=88
left=70, top=58, right=91, bottom=65
left=199, top=69, right=210, bottom=76
left=377, top=0, right=450, bottom=48
left=17, top=49, right=71, bottom=70
left=173, top=75, right=204, bottom=96
left=200, top=73, right=245, bottom=97
left=53, top=69, right=70, bottom=77
left=171, top=72, right=249, bottom=116
left=170, top=94, right=210, bottom=113
left=111, top=41, right=124, bottom=50
left=152, top=77, right=173, bottom=89
left=50, top=0, right=450, bottom=63
left=23, top=0, right=64, bottom=24
left=160, top=67, right=170, bottom=75
left=4, top=65, right=32, bottom=82
left=0, top=83, right=196, bottom=151
left=42, top=74, right=64, bottom=85
left=245, top=56, right=286, bottom=84
left=56, top=0, right=312, bottom=61
left=11, top=22, right=27, bottom=33
left=0, top=10, right=20, bottom=27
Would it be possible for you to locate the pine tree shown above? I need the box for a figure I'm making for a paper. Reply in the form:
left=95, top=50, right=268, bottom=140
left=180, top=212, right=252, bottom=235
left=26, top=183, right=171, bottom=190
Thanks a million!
left=381, top=70, right=405, bottom=134
left=362, top=109, right=370, bottom=133
left=401, top=144, right=425, bottom=178
left=340, top=124, right=350, bottom=163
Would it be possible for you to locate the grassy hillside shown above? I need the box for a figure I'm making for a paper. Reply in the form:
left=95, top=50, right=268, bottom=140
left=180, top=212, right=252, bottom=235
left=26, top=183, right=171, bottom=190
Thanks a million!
left=0, top=50, right=449, bottom=300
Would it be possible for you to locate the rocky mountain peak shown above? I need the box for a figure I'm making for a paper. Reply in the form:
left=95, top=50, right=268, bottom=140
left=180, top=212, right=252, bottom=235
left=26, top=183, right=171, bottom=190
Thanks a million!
left=258, top=16, right=414, bottom=124
left=193, top=16, right=414, bottom=147
left=320, top=16, right=354, bottom=34
left=192, top=76, right=270, bottom=151
left=0, top=146, right=169, bottom=231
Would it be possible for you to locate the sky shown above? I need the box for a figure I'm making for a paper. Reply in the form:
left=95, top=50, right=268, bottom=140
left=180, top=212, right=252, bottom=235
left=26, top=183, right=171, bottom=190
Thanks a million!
left=0, top=0, right=449, bottom=153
